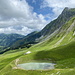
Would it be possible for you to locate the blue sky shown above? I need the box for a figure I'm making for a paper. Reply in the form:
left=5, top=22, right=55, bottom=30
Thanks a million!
left=0, top=0, right=75, bottom=35
left=26, top=0, right=54, bottom=20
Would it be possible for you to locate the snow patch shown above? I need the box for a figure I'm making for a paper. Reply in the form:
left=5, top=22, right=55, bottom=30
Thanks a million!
left=25, top=51, right=31, bottom=55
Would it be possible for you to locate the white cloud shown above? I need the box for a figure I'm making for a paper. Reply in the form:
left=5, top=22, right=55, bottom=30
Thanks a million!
left=42, top=0, right=75, bottom=17
left=0, top=0, right=48, bottom=35
left=0, top=26, right=34, bottom=35
left=32, top=0, right=36, bottom=4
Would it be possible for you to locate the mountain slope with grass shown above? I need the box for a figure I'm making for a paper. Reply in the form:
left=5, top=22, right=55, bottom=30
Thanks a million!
left=1, top=33, right=75, bottom=75
left=1, top=8, right=75, bottom=75
left=10, top=7, right=75, bottom=49
left=28, top=17, right=75, bottom=51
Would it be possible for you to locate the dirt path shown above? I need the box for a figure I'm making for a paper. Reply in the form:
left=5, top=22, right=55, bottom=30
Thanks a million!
left=12, top=59, right=20, bottom=69
left=15, top=59, right=19, bottom=66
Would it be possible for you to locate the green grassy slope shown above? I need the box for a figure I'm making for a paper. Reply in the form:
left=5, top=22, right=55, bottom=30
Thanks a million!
left=1, top=40, right=75, bottom=75
left=10, top=7, right=75, bottom=49
left=1, top=17, right=75, bottom=75
left=27, top=17, right=75, bottom=51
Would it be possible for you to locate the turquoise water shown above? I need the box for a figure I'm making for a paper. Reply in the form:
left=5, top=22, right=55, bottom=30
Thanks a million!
left=17, top=62, right=55, bottom=70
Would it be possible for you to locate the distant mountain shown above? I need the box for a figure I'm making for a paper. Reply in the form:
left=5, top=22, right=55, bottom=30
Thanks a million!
left=0, top=33, right=24, bottom=47
left=10, top=31, right=40, bottom=49
left=10, top=7, right=75, bottom=49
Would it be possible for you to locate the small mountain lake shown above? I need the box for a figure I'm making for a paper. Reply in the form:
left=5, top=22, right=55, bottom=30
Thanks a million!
left=17, top=62, right=55, bottom=70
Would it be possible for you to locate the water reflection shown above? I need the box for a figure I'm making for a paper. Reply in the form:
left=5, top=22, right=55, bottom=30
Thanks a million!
left=17, top=62, right=55, bottom=70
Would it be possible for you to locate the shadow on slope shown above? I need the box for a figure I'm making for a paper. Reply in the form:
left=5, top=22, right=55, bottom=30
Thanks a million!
left=34, top=41, right=75, bottom=61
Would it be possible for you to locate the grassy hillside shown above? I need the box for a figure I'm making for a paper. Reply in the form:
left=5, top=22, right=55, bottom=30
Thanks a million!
left=1, top=9, right=75, bottom=75
left=27, top=17, right=75, bottom=52
left=0, top=40, right=75, bottom=75
left=1, top=17, right=75, bottom=74
left=10, top=8, right=75, bottom=49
